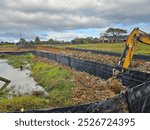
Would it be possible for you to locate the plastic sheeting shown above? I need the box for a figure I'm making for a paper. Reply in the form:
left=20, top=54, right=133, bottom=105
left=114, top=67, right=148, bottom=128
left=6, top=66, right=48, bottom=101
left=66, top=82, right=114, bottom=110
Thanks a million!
left=127, top=80, right=150, bottom=112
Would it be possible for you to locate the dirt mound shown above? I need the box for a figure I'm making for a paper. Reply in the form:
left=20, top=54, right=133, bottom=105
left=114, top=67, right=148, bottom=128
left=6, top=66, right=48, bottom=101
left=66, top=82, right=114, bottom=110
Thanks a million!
left=36, top=46, right=150, bottom=73
left=72, top=71, right=125, bottom=105
left=106, top=77, right=126, bottom=94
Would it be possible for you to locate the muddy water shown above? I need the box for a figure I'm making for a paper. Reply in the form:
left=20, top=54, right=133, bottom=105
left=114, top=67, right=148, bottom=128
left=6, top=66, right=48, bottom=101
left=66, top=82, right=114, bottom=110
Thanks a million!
left=0, top=59, right=47, bottom=97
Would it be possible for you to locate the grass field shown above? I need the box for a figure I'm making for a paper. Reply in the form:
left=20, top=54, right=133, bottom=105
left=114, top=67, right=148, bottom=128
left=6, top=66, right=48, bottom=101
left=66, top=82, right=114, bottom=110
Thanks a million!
left=0, top=44, right=15, bottom=47
left=59, top=43, right=150, bottom=55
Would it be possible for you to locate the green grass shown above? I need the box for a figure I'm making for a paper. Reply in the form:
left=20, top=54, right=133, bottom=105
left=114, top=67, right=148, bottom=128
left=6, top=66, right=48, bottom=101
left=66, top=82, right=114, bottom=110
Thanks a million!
left=0, top=44, right=15, bottom=47
left=59, top=43, right=150, bottom=55
left=0, top=90, right=9, bottom=99
left=0, top=54, right=76, bottom=111
left=0, top=96, right=49, bottom=112
left=0, top=53, right=34, bottom=68
left=31, top=62, right=75, bottom=106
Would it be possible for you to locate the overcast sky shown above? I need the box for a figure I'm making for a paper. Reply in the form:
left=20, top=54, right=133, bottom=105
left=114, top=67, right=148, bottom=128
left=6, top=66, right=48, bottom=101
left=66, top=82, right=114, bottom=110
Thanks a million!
left=0, top=0, right=150, bottom=42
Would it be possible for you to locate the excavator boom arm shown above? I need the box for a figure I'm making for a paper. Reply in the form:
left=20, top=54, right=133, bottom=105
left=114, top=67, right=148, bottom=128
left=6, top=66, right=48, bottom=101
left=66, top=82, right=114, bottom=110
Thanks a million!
left=114, top=27, right=150, bottom=75
left=138, top=30, right=150, bottom=45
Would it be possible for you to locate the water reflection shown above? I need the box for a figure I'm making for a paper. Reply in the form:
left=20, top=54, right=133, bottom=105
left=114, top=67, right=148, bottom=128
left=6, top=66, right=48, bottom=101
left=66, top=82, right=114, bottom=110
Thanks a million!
left=0, top=59, right=47, bottom=97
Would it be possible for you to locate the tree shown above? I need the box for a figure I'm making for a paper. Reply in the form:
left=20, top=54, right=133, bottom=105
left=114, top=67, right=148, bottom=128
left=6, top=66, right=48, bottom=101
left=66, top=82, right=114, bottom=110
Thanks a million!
left=93, top=38, right=99, bottom=43
left=71, top=37, right=85, bottom=44
left=106, top=28, right=127, bottom=42
left=106, top=28, right=127, bottom=36
left=48, top=39, right=54, bottom=44
left=0, top=41, right=4, bottom=45
left=35, top=36, right=41, bottom=44
left=20, top=38, right=26, bottom=44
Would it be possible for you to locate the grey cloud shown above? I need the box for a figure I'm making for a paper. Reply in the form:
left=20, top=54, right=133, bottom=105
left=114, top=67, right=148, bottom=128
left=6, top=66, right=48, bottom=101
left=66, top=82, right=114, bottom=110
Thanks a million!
left=0, top=0, right=150, bottom=41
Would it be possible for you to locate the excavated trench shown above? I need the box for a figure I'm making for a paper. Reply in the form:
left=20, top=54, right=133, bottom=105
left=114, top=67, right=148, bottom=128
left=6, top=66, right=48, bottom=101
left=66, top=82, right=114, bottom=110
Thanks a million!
left=0, top=50, right=150, bottom=113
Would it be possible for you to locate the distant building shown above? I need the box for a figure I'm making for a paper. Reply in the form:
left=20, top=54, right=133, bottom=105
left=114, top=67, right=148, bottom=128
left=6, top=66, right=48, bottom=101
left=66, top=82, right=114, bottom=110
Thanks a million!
left=99, top=35, right=128, bottom=43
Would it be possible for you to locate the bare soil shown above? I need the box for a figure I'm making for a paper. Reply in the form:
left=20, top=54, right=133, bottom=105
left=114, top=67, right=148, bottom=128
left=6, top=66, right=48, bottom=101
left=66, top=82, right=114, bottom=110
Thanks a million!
left=34, top=56, right=125, bottom=105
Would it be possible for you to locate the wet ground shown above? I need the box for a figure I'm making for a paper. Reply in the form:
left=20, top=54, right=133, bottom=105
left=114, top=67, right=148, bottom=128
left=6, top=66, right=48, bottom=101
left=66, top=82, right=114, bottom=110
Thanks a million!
left=0, top=59, right=47, bottom=97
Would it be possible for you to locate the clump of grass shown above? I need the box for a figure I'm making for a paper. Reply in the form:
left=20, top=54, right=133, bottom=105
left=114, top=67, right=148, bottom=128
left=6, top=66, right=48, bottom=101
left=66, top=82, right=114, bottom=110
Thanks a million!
left=31, top=62, right=75, bottom=106
left=48, top=78, right=75, bottom=106
left=1, top=53, right=34, bottom=68
left=32, top=63, right=71, bottom=89
left=0, top=96, right=49, bottom=112
left=0, top=90, right=9, bottom=99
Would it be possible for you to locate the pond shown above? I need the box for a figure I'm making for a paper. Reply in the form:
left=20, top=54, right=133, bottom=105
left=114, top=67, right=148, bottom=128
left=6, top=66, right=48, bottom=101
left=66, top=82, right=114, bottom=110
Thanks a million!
left=0, top=59, right=47, bottom=97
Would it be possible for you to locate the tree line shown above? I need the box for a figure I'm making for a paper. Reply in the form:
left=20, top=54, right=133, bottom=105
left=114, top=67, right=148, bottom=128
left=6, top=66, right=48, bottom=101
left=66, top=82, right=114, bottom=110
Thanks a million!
left=0, top=28, right=127, bottom=45
left=17, top=36, right=100, bottom=45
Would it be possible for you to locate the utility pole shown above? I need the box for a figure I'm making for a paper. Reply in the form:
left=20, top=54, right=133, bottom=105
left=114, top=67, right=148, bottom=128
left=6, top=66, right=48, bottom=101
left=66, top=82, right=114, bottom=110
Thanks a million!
left=20, top=33, right=23, bottom=45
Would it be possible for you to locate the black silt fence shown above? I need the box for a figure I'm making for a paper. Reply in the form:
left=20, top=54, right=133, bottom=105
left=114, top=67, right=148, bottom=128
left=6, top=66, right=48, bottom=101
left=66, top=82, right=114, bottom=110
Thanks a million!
left=42, top=52, right=50, bottom=59
left=127, top=81, right=150, bottom=113
left=1, top=51, right=150, bottom=113
left=56, top=55, right=70, bottom=66
left=121, top=70, right=150, bottom=88
left=34, top=51, right=150, bottom=88
left=69, top=57, right=113, bottom=79
left=25, top=93, right=128, bottom=113
left=65, top=47, right=150, bottom=61
left=70, top=58, right=97, bottom=76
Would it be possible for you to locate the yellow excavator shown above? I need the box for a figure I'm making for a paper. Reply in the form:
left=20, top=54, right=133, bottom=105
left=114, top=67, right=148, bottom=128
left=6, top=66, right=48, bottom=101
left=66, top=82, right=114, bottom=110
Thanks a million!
left=113, top=27, right=150, bottom=76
